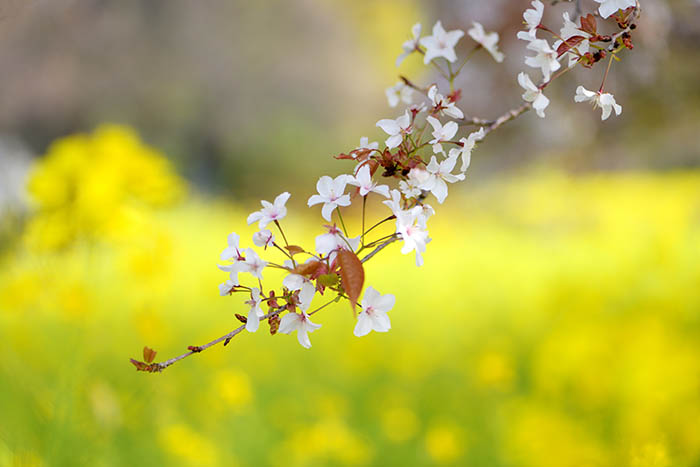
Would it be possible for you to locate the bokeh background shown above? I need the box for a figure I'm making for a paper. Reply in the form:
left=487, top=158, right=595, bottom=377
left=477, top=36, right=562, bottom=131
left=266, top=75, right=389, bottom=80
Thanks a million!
left=1, top=0, right=700, bottom=465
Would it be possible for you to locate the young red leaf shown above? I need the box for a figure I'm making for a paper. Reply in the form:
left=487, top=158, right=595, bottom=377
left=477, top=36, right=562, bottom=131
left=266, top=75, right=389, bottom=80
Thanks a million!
left=337, top=250, right=365, bottom=310
left=143, top=346, right=157, bottom=363
left=285, top=245, right=305, bottom=256
left=557, top=36, right=586, bottom=58
left=130, top=358, right=148, bottom=371
left=334, top=152, right=356, bottom=160
left=580, top=14, right=597, bottom=35
left=294, top=260, right=323, bottom=276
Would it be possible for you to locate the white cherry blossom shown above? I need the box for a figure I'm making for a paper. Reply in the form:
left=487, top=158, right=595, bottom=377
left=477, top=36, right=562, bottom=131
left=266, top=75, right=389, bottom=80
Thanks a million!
left=419, top=20, right=464, bottom=64
left=279, top=311, right=322, bottom=349
left=252, top=229, right=274, bottom=249
left=396, top=22, right=422, bottom=67
left=448, top=127, right=485, bottom=172
left=428, top=85, right=464, bottom=119
left=399, top=169, right=429, bottom=199
left=383, top=189, right=404, bottom=215
left=468, top=22, right=505, bottom=63
left=354, top=286, right=395, bottom=337
left=422, top=156, right=465, bottom=204
left=376, top=110, right=412, bottom=150
left=518, top=72, right=550, bottom=118
left=426, top=116, right=459, bottom=154
left=220, top=232, right=244, bottom=261
left=315, top=224, right=361, bottom=258
left=385, top=82, right=414, bottom=108
left=524, top=38, right=561, bottom=81
left=594, top=0, right=636, bottom=19
left=246, top=192, right=291, bottom=229
left=217, top=233, right=247, bottom=283
left=395, top=207, right=431, bottom=266
left=574, top=86, right=622, bottom=120
left=357, top=137, right=379, bottom=151
left=218, top=279, right=238, bottom=296
left=241, top=248, right=267, bottom=280
left=522, top=0, right=544, bottom=38
left=307, top=175, right=352, bottom=221
left=414, top=203, right=435, bottom=229
left=244, top=287, right=265, bottom=333
left=348, top=165, right=390, bottom=198
left=283, top=273, right=316, bottom=311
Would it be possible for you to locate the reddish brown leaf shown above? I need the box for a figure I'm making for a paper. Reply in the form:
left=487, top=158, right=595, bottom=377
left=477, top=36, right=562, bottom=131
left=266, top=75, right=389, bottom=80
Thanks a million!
left=334, top=153, right=355, bottom=160
left=235, top=313, right=248, bottom=323
left=130, top=358, right=148, bottom=371
left=337, top=250, right=365, bottom=310
left=557, top=36, right=585, bottom=58
left=294, top=260, right=323, bottom=276
left=143, top=346, right=157, bottom=363
left=285, top=245, right=305, bottom=256
left=580, top=14, right=597, bottom=35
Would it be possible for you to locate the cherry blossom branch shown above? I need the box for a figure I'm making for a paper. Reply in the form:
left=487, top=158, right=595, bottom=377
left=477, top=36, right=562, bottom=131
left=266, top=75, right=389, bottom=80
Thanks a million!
left=360, top=236, right=399, bottom=263
left=482, top=103, right=532, bottom=135
left=143, top=307, right=285, bottom=372
left=458, top=103, right=532, bottom=135
left=132, top=0, right=642, bottom=372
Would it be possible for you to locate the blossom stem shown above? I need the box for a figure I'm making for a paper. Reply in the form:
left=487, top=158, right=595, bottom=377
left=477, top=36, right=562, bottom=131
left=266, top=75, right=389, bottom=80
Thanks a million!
left=430, top=61, right=450, bottom=80
left=336, top=209, right=350, bottom=237
left=454, top=45, right=481, bottom=77
left=274, top=220, right=290, bottom=247
left=362, top=215, right=395, bottom=238
left=308, top=296, right=342, bottom=316
left=361, top=196, right=367, bottom=247
left=273, top=242, right=294, bottom=262
left=537, top=24, right=567, bottom=45
left=447, top=61, right=455, bottom=93
left=540, top=63, right=574, bottom=89
left=599, top=52, right=615, bottom=92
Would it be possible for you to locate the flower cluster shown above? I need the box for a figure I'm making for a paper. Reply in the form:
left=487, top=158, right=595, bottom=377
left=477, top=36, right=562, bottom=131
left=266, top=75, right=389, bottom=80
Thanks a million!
left=516, top=0, right=638, bottom=120
left=132, top=1, right=642, bottom=369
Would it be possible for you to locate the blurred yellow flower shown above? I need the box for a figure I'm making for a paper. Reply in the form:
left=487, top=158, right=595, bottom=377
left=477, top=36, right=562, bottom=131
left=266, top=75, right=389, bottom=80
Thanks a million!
left=89, top=382, right=122, bottom=429
left=382, top=406, right=419, bottom=443
left=214, top=369, right=253, bottom=410
left=158, top=423, right=219, bottom=466
left=275, top=418, right=372, bottom=465
left=630, top=442, right=671, bottom=467
left=476, top=350, right=514, bottom=391
left=424, top=422, right=466, bottom=464
left=24, top=124, right=186, bottom=251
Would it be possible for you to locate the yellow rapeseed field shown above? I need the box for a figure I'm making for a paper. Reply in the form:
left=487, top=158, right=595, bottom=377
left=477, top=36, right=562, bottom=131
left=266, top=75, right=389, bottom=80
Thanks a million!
left=1, top=126, right=699, bottom=466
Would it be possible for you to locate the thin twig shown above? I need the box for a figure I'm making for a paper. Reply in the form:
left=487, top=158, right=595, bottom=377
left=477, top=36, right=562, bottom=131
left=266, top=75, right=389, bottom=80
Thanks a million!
left=360, top=237, right=399, bottom=263
left=459, top=101, right=531, bottom=133
left=477, top=103, right=532, bottom=137
left=151, top=308, right=284, bottom=372
left=460, top=116, right=495, bottom=127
